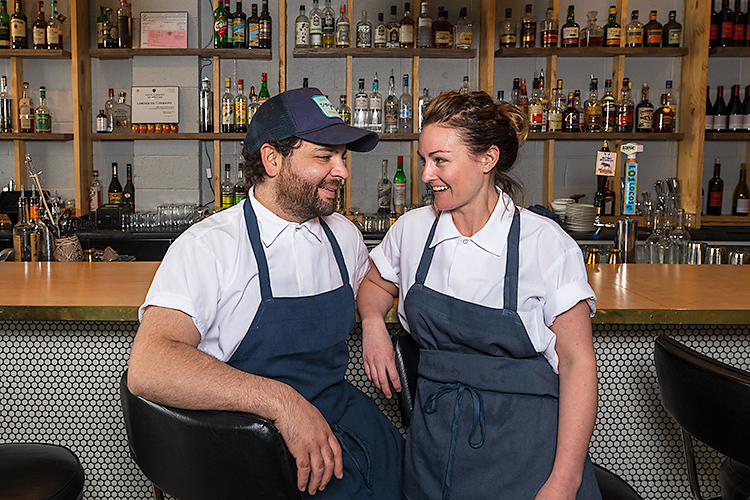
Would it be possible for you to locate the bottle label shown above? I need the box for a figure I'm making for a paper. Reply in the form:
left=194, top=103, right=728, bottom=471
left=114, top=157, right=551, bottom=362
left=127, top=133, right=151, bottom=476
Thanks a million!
left=310, top=14, right=322, bottom=33
left=605, top=27, right=621, bottom=45
left=10, top=19, right=25, bottom=37
left=713, top=114, right=728, bottom=130
left=548, top=111, right=562, bottom=131
left=563, top=112, right=579, bottom=131
left=247, top=21, right=259, bottom=45
left=637, top=108, right=653, bottom=130
left=374, top=25, right=386, bottom=45
left=221, top=194, right=233, bottom=208
left=214, top=17, right=227, bottom=39
left=295, top=20, right=309, bottom=45
left=500, top=33, right=516, bottom=45
left=646, top=29, right=661, bottom=45
left=521, top=25, right=536, bottom=45
left=729, top=114, right=743, bottom=129
left=668, top=28, right=681, bottom=45
left=0, top=25, right=9, bottom=46
left=399, top=24, right=413, bottom=44
left=542, top=30, right=558, bottom=46
left=259, top=20, right=271, bottom=39
left=618, top=109, right=633, bottom=128
left=235, top=101, right=247, bottom=125
left=46, top=25, right=60, bottom=45
left=435, top=30, right=451, bottom=45
left=369, top=96, right=381, bottom=109
left=721, top=21, right=733, bottom=38
left=743, top=114, right=750, bottom=129
left=336, top=21, right=349, bottom=46
left=90, top=186, right=101, bottom=212
left=222, top=102, right=234, bottom=125
left=323, top=12, right=334, bottom=30
left=384, top=103, right=397, bottom=127
left=378, top=185, right=392, bottom=209
left=233, top=19, right=246, bottom=44
left=710, top=24, right=718, bottom=41
left=528, top=103, right=543, bottom=126
left=109, top=192, right=123, bottom=204
left=458, top=30, right=473, bottom=46
left=355, top=95, right=368, bottom=110
left=709, top=191, right=722, bottom=208
left=561, top=26, right=579, bottom=45
left=387, top=25, right=399, bottom=45
left=32, top=27, right=45, bottom=45
left=357, top=25, right=372, bottom=46
left=626, top=28, right=643, bottom=45
left=35, top=113, right=51, bottom=132
left=736, top=199, right=750, bottom=214
left=418, top=18, right=431, bottom=28
left=393, top=181, right=406, bottom=207
left=705, top=115, right=714, bottom=129
left=96, top=22, right=103, bottom=45
left=96, top=115, right=108, bottom=132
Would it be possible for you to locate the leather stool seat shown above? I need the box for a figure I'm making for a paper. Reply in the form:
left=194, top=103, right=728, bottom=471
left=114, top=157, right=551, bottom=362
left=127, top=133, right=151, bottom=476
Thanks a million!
left=720, top=459, right=750, bottom=500
left=0, top=443, right=85, bottom=500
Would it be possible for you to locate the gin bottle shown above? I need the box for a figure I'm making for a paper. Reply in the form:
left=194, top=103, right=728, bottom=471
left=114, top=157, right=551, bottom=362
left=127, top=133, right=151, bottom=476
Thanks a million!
left=398, top=74, right=413, bottom=133
left=386, top=5, right=399, bottom=48
left=384, top=70, right=398, bottom=133
left=368, top=73, right=383, bottom=132
left=417, top=87, right=430, bottom=132
left=353, top=78, right=368, bottom=128
left=199, top=77, right=213, bottom=133
left=356, top=10, right=372, bottom=47
left=373, top=12, right=387, bottom=47
left=309, top=0, right=322, bottom=47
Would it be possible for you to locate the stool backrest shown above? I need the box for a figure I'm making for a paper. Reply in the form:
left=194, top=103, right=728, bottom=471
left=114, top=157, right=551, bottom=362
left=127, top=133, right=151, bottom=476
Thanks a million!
left=392, top=330, right=420, bottom=428
left=119, top=371, right=300, bottom=500
left=654, top=335, right=750, bottom=466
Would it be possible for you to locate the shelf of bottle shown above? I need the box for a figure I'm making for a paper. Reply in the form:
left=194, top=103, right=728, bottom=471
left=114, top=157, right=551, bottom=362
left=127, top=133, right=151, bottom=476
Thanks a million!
left=0, top=132, right=73, bottom=140
left=528, top=132, right=684, bottom=140
left=293, top=47, right=476, bottom=59
left=91, top=132, right=245, bottom=141
left=708, top=47, right=750, bottom=57
left=0, top=48, right=71, bottom=59
left=705, top=131, right=750, bottom=140
left=494, top=47, right=688, bottom=58
left=377, top=132, right=418, bottom=140
left=89, top=48, right=272, bottom=60
left=700, top=215, right=750, bottom=225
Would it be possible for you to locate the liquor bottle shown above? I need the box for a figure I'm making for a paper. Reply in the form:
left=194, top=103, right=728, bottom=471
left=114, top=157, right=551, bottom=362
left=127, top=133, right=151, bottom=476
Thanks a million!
left=510, top=77, right=521, bottom=107
left=309, top=0, right=322, bottom=47
left=221, top=77, right=234, bottom=133
left=112, top=91, right=130, bottom=132
left=13, top=190, right=38, bottom=262
left=356, top=10, right=372, bottom=47
left=373, top=12, right=386, bottom=47
left=662, top=10, right=682, bottom=47
left=521, top=4, right=537, bottom=47
left=247, top=86, right=260, bottom=121
left=337, top=94, right=350, bottom=124
left=573, top=89, right=584, bottom=131
left=541, top=7, right=558, bottom=47
left=616, top=78, right=634, bottom=132
left=499, top=8, right=516, bottom=47
left=455, top=7, right=473, bottom=49
left=635, top=83, right=653, bottom=132
left=10, top=1, right=26, bottom=49
left=232, top=1, right=247, bottom=48
left=377, top=159, right=392, bottom=214
left=383, top=70, right=398, bottom=133
left=234, top=165, right=246, bottom=205
left=18, top=82, right=33, bottom=132
left=743, top=85, right=750, bottom=131
left=213, top=0, right=229, bottom=48
left=518, top=77, right=528, bottom=112
left=46, top=0, right=60, bottom=49
left=0, top=1, right=10, bottom=49
left=353, top=78, right=368, bottom=128
left=95, top=109, right=108, bottom=132
left=417, top=87, right=430, bottom=131
left=199, top=77, right=212, bottom=133
left=117, top=0, right=131, bottom=48
left=0, top=75, right=11, bottom=132
left=625, top=10, right=644, bottom=46
left=108, top=162, right=123, bottom=204
left=432, top=7, right=452, bottom=48
left=584, top=77, right=602, bottom=132
left=335, top=4, right=350, bottom=48
left=393, top=156, right=407, bottom=215
left=221, top=164, right=233, bottom=208
left=713, top=85, right=728, bottom=131
left=368, top=73, right=382, bottom=132
left=34, top=86, right=50, bottom=133
left=538, top=70, right=548, bottom=131
left=733, top=0, right=745, bottom=45
left=603, top=6, right=620, bottom=47
left=600, top=79, right=617, bottom=132
left=665, top=80, right=678, bottom=129
left=258, top=72, right=270, bottom=103
left=719, top=0, right=733, bottom=47
left=103, top=8, right=116, bottom=48
left=247, top=3, right=260, bottom=47
left=580, top=10, right=602, bottom=47
left=732, top=163, right=750, bottom=215
left=321, top=0, right=335, bottom=47
left=547, top=84, right=563, bottom=132
left=32, top=1, right=46, bottom=49
left=528, top=77, right=543, bottom=132
left=561, top=5, right=580, bottom=47
left=416, top=1, right=431, bottom=48
left=96, top=5, right=106, bottom=48
left=459, top=75, right=471, bottom=95
left=399, top=74, right=413, bottom=133
left=89, top=170, right=102, bottom=212
left=653, top=93, right=675, bottom=132
left=710, top=0, right=719, bottom=48
left=562, top=92, right=580, bottom=132
left=643, top=11, right=662, bottom=47
left=104, top=88, right=115, bottom=132
left=234, top=79, right=248, bottom=133
left=387, top=5, right=400, bottom=48
left=258, top=0, right=271, bottom=48
left=706, top=158, right=724, bottom=215
left=123, top=164, right=134, bottom=212
left=728, top=84, right=743, bottom=131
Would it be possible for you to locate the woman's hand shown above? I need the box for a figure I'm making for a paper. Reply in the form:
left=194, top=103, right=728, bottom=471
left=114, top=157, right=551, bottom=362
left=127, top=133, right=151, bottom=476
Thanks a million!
left=533, top=474, right=579, bottom=500
left=362, top=318, right=401, bottom=398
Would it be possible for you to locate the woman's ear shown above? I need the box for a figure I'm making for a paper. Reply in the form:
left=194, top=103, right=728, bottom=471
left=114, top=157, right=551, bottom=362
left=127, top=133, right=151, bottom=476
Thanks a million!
left=482, top=145, right=500, bottom=174
left=260, top=143, right=281, bottom=177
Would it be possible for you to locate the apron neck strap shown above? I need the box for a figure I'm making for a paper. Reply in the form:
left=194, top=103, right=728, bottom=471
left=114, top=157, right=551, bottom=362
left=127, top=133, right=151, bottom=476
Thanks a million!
left=319, top=218, right=350, bottom=286
left=414, top=215, right=440, bottom=286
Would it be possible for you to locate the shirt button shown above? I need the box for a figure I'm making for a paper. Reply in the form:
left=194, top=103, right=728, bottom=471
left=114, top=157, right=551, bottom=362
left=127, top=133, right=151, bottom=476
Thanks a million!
left=463, top=239, right=469, bottom=244
left=295, top=226, right=301, bottom=231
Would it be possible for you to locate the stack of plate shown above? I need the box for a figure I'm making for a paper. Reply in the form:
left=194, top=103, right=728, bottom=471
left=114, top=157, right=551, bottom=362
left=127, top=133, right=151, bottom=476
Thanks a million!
left=565, top=203, right=597, bottom=233
left=550, top=198, right=575, bottom=222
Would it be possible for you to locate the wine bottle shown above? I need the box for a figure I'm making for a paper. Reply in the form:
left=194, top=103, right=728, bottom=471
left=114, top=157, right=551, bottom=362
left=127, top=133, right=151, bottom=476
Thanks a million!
left=709, top=0, right=719, bottom=48
left=732, top=0, right=744, bottom=45
left=719, top=0, right=733, bottom=47
left=713, top=85, right=729, bottom=131
left=743, top=85, right=750, bottom=131
left=706, top=158, right=724, bottom=215
left=108, top=162, right=123, bottom=205
left=705, top=86, right=714, bottom=131
left=123, top=164, right=135, bottom=212
left=728, top=84, right=743, bottom=131
left=732, top=163, right=750, bottom=215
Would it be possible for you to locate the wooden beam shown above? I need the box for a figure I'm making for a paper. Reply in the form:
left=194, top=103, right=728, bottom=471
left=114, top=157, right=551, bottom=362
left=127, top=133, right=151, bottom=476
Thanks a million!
left=410, top=55, right=419, bottom=206
left=478, top=0, right=495, bottom=94
left=71, top=0, right=92, bottom=215
left=10, top=56, right=24, bottom=187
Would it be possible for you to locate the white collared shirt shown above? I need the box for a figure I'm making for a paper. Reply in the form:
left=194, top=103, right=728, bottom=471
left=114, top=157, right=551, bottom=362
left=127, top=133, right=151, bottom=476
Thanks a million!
left=369, top=191, right=596, bottom=372
left=140, top=189, right=371, bottom=362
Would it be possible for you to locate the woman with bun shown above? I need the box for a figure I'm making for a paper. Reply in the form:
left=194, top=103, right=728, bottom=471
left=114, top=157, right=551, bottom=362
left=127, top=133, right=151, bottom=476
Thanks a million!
left=357, top=90, right=601, bottom=499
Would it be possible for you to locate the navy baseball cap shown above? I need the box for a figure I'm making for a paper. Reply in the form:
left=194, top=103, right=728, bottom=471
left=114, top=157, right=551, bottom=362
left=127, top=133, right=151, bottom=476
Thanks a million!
left=243, top=87, right=378, bottom=153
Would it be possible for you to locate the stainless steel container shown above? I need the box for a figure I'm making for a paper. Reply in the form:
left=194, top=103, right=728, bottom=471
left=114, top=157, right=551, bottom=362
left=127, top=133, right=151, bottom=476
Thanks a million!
left=728, top=250, right=750, bottom=265
left=614, top=218, right=638, bottom=263
left=706, top=246, right=726, bottom=265
left=686, top=241, right=707, bottom=265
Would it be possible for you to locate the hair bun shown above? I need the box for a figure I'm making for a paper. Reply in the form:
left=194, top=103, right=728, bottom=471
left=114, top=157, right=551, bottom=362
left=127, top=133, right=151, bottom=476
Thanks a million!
left=498, top=101, right=529, bottom=147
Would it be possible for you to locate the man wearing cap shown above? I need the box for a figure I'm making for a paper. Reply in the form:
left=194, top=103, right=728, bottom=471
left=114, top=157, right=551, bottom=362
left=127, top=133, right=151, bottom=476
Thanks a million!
left=127, top=87, right=404, bottom=498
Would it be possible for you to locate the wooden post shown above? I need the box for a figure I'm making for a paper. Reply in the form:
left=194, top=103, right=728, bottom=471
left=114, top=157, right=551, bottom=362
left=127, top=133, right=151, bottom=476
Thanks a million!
left=410, top=55, right=420, bottom=206
left=478, top=0, right=495, bottom=94
left=10, top=56, right=24, bottom=187
left=71, top=0, right=92, bottom=215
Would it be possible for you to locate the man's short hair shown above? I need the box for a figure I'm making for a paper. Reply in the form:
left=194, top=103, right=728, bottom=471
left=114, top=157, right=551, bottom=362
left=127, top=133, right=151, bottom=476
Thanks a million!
left=240, top=137, right=302, bottom=188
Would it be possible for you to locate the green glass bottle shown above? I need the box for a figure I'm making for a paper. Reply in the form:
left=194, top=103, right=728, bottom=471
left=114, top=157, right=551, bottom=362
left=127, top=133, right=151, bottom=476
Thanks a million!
left=213, top=0, right=229, bottom=48
left=393, top=155, right=407, bottom=215
left=258, top=72, right=270, bottom=103
left=0, top=1, right=11, bottom=49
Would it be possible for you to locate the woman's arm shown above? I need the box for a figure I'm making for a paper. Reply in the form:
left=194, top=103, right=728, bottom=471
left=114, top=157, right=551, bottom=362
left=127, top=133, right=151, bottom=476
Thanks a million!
left=356, top=265, right=402, bottom=398
left=535, top=300, right=598, bottom=500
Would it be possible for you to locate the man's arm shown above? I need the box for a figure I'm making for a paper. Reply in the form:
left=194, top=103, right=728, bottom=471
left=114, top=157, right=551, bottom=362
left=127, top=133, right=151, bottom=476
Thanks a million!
left=128, top=305, right=343, bottom=495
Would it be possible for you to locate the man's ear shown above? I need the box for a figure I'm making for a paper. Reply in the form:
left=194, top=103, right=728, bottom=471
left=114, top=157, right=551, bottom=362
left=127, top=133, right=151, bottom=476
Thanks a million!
left=260, top=143, right=281, bottom=177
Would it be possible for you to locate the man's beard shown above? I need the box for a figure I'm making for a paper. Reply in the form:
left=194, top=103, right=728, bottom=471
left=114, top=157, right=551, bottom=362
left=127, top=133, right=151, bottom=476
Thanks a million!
left=275, top=161, right=337, bottom=221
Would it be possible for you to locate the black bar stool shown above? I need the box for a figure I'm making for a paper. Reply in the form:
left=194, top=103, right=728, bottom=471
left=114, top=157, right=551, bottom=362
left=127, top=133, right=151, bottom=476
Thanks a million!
left=0, top=443, right=85, bottom=500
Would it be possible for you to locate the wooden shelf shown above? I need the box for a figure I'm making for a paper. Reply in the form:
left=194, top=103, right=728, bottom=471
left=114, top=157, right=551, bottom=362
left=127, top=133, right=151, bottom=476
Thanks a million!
left=0, top=48, right=71, bottom=58
left=705, top=131, right=750, bottom=141
left=293, top=47, right=476, bottom=58
left=494, top=47, right=688, bottom=58
left=91, top=132, right=245, bottom=141
left=0, top=132, right=73, bottom=140
left=708, top=47, right=750, bottom=57
left=377, top=133, right=419, bottom=140
left=89, top=48, right=272, bottom=59
left=700, top=215, right=750, bottom=225
left=528, top=132, right=684, bottom=141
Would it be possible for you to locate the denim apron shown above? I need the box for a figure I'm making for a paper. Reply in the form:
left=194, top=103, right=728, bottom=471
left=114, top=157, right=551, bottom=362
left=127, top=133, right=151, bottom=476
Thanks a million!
left=228, top=199, right=403, bottom=499
left=402, top=209, right=601, bottom=500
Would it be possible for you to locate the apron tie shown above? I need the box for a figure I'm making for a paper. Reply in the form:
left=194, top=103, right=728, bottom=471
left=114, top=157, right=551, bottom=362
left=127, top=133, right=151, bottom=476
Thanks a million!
left=423, top=382, right=486, bottom=500
left=332, top=423, right=373, bottom=496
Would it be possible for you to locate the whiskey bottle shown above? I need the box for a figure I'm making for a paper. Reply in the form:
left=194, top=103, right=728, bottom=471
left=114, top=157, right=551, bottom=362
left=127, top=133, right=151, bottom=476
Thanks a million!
left=221, top=164, right=234, bottom=208
left=399, top=2, right=415, bottom=48
left=625, top=10, right=644, bottom=46
left=258, top=0, right=271, bottom=48
left=96, top=6, right=106, bottom=47
left=0, top=1, right=10, bottom=49
left=103, top=7, right=117, bottom=48
left=432, top=7, right=452, bottom=48
left=635, top=83, right=653, bottom=133
left=108, top=162, right=123, bottom=204
left=123, top=163, right=135, bottom=212
left=583, top=77, right=602, bottom=132
left=615, top=78, right=634, bottom=132
left=541, top=7, right=558, bottom=47
left=0, top=75, right=12, bottom=132
left=653, top=94, right=675, bottom=132
left=18, top=82, right=34, bottom=133
left=32, top=0, right=46, bottom=49
left=520, top=4, right=536, bottom=47
left=10, top=0, right=26, bottom=49
left=528, top=77, right=543, bottom=132
left=46, top=0, right=61, bottom=49
left=643, top=10, right=662, bottom=47
left=499, top=8, right=516, bottom=47
left=34, top=85, right=51, bottom=133
left=116, top=0, right=131, bottom=48
left=603, top=6, right=620, bottom=47
left=221, top=77, right=234, bottom=133
left=13, top=189, right=38, bottom=261
left=600, top=79, right=617, bottom=132
left=562, top=92, right=580, bottom=132
left=580, top=10, right=602, bottom=47
left=662, top=10, right=682, bottom=47
left=560, top=5, right=580, bottom=47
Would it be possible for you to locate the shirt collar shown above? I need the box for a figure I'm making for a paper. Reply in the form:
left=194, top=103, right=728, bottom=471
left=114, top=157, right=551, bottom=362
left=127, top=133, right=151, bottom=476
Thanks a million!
left=248, top=187, right=325, bottom=248
left=431, top=190, right=516, bottom=258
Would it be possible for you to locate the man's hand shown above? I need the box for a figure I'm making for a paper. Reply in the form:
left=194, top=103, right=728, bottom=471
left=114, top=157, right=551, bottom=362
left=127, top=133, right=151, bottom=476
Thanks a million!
left=274, top=391, right=344, bottom=495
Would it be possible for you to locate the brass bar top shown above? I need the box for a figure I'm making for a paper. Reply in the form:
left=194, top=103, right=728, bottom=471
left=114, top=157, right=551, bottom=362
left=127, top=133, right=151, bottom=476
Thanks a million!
left=1, top=262, right=748, bottom=324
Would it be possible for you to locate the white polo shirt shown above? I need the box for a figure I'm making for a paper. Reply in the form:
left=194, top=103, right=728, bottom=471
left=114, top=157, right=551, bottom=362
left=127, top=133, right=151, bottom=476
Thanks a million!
left=139, top=189, right=371, bottom=362
left=369, top=191, right=596, bottom=372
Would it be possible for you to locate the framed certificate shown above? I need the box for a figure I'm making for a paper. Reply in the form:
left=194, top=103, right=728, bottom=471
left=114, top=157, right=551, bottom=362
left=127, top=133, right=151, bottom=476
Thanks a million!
left=131, top=87, right=179, bottom=124
left=140, top=11, right=188, bottom=48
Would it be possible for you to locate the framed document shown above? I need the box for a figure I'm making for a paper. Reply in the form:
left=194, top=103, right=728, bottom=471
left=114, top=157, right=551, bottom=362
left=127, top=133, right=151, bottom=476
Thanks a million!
left=131, top=87, right=179, bottom=124
left=140, top=12, right=188, bottom=48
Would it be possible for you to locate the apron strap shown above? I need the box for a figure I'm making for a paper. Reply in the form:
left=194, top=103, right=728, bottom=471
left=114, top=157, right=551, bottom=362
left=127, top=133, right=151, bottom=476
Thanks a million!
left=414, top=215, right=440, bottom=286
left=503, top=208, right=521, bottom=311
left=319, top=218, right=350, bottom=287
left=243, top=198, right=273, bottom=300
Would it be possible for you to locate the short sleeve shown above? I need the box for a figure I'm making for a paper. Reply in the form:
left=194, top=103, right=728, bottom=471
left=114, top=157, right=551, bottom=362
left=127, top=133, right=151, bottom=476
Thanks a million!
left=541, top=247, right=597, bottom=327
left=368, top=216, right=405, bottom=287
left=351, top=236, right=372, bottom=297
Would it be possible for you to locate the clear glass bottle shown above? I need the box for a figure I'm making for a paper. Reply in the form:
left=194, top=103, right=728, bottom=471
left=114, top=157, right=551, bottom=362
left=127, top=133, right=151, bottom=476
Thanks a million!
left=34, top=86, right=51, bottom=133
left=373, top=12, right=387, bottom=47
left=337, top=94, right=351, bottom=125
left=600, top=79, right=617, bottom=132
left=234, top=79, right=248, bottom=134
left=356, top=10, right=372, bottom=47
left=584, top=77, right=602, bottom=132
left=47, top=0, right=61, bottom=49
left=547, top=84, right=563, bottom=132
left=112, top=91, right=131, bottom=133
left=377, top=159, right=392, bottom=214
left=645, top=210, right=664, bottom=263
left=199, top=77, right=212, bottom=133
left=368, top=73, right=383, bottom=132
left=455, top=7, right=473, bottom=48
left=521, top=4, right=537, bottom=47
left=387, top=5, right=400, bottom=48
left=247, top=87, right=260, bottom=122
left=541, top=7, right=559, bottom=47
left=384, top=70, right=398, bottom=133
left=399, top=74, right=413, bottom=133
left=309, top=0, right=322, bottom=47
left=116, top=0, right=131, bottom=48
left=528, top=77, right=543, bottom=132
left=353, top=78, right=368, bottom=128
left=221, top=77, right=234, bottom=133
left=416, top=1, right=432, bottom=48
left=625, top=10, right=644, bottom=47
left=580, top=11, right=603, bottom=47
left=616, top=78, right=634, bottom=132
left=459, top=75, right=470, bottom=94
left=12, top=190, right=38, bottom=262
left=399, top=2, right=415, bottom=48
left=89, top=170, right=102, bottom=212
left=18, top=82, right=34, bottom=133
left=321, top=0, right=335, bottom=47
left=0, top=75, right=12, bottom=132
left=657, top=219, right=676, bottom=263
left=221, top=164, right=234, bottom=208
left=105, top=88, right=115, bottom=132
left=670, top=208, right=691, bottom=263
left=295, top=5, right=309, bottom=48
left=499, top=8, right=516, bottom=47
left=417, top=87, right=430, bottom=132
left=335, top=4, right=350, bottom=48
